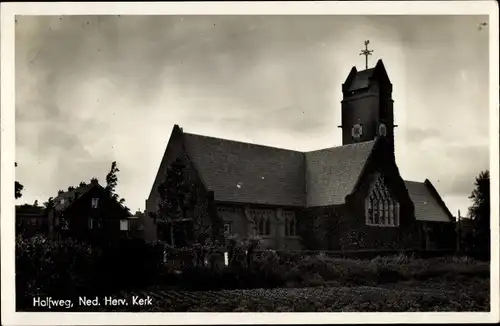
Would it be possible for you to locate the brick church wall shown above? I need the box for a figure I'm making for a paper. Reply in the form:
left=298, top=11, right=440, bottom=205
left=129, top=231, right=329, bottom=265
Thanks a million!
left=338, top=199, right=421, bottom=250
left=144, top=127, right=214, bottom=244
left=216, top=205, right=303, bottom=250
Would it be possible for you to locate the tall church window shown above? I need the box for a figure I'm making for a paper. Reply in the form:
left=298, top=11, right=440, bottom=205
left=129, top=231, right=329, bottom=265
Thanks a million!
left=365, top=174, right=400, bottom=227
left=284, top=211, right=297, bottom=236
left=250, top=209, right=273, bottom=236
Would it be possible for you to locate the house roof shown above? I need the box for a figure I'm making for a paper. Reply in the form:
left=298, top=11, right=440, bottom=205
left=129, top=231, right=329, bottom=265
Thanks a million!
left=305, top=140, right=376, bottom=206
left=16, top=205, right=46, bottom=217
left=182, top=132, right=376, bottom=207
left=54, top=183, right=95, bottom=211
left=53, top=181, right=131, bottom=215
left=347, top=68, right=375, bottom=92
left=404, top=180, right=453, bottom=222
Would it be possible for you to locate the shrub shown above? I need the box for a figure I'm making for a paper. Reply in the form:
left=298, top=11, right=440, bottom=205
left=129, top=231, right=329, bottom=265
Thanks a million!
left=16, top=235, right=165, bottom=310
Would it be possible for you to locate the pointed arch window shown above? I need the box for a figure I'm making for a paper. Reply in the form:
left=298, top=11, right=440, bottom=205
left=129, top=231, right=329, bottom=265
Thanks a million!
left=365, top=174, right=400, bottom=227
left=251, top=209, right=273, bottom=236
left=284, top=211, right=297, bottom=236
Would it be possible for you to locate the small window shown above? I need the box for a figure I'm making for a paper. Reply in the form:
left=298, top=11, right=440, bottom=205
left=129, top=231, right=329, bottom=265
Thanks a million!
left=91, top=198, right=99, bottom=208
left=284, top=212, right=297, bottom=236
left=224, top=223, right=232, bottom=235
left=88, top=218, right=94, bottom=230
left=120, top=219, right=129, bottom=231
left=60, top=198, right=65, bottom=205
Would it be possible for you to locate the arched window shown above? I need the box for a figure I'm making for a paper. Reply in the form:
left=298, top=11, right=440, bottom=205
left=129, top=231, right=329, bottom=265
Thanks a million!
left=384, top=200, right=389, bottom=224
left=378, top=201, right=384, bottom=224
left=258, top=216, right=265, bottom=235
left=368, top=198, right=374, bottom=224
left=265, top=217, right=271, bottom=235
left=252, top=209, right=273, bottom=236
left=388, top=202, right=394, bottom=225
left=364, top=174, right=400, bottom=227
left=395, top=203, right=400, bottom=226
left=285, top=211, right=297, bottom=236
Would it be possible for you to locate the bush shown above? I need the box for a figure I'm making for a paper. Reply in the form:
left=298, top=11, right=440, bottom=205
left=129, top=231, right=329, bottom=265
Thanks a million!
left=16, top=235, right=164, bottom=310
left=17, top=233, right=490, bottom=310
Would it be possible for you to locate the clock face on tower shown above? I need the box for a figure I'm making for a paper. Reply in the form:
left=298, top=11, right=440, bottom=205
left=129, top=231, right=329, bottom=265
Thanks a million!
left=352, top=124, right=363, bottom=140
left=379, top=123, right=387, bottom=137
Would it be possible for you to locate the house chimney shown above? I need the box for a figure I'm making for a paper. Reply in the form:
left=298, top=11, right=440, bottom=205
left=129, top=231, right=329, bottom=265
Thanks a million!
left=58, top=190, right=64, bottom=196
left=79, top=181, right=86, bottom=187
left=68, top=186, right=75, bottom=192
left=90, top=178, right=99, bottom=185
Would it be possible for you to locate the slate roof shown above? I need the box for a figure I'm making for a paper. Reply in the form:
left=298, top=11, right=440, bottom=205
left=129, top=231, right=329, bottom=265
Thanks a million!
left=54, top=183, right=95, bottom=211
left=16, top=205, right=46, bottom=217
left=305, top=141, right=376, bottom=206
left=183, top=133, right=306, bottom=206
left=404, top=180, right=453, bottom=222
left=182, top=132, right=375, bottom=207
left=347, top=68, right=375, bottom=92
left=53, top=181, right=131, bottom=215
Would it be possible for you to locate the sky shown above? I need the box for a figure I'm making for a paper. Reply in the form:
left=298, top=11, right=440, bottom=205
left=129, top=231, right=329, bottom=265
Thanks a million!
left=15, top=15, right=490, bottom=216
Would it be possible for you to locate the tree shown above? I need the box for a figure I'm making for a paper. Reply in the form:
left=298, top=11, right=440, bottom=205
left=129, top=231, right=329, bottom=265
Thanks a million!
left=156, top=158, right=201, bottom=246
left=43, top=197, right=55, bottom=211
left=105, top=161, right=126, bottom=205
left=15, top=162, right=24, bottom=199
left=467, top=170, right=490, bottom=258
left=157, top=159, right=195, bottom=222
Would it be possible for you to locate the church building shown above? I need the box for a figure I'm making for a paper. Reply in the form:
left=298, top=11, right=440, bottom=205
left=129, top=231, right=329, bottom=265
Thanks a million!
left=144, top=58, right=457, bottom=252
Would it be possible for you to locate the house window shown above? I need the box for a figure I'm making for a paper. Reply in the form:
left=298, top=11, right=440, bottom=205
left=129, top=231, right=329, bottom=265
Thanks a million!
left=120, top=219, right=129, bottom=231
left=60, top=198, right=65, bottom=205
left=88, top=218, right=94, bottom=230
left=284, top=211, right=297, bottom=236
left=60, top=217, right=69, bottom=230
left=365, top=174, right=399, bottom=227
left=224, top=223, right=232, bottom=235
left=91, top=198, right=99, bottom=208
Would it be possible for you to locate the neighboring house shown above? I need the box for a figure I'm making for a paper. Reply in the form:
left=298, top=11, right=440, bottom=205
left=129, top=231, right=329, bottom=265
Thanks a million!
left=48, top=178, right=134, bottom=244
left=16, top=204, right=48, bottom=237
left=129, top=210, right=146, bottom=240
left=144, top=59, right=456, bottom=251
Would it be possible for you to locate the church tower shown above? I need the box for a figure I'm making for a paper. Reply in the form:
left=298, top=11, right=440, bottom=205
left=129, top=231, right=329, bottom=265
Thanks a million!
left=339, top=42, right=395, bottom=156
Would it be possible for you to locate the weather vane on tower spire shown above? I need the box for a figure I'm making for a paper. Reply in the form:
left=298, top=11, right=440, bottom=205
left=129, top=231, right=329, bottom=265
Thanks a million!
left=359, top=40, right=374, bottom=70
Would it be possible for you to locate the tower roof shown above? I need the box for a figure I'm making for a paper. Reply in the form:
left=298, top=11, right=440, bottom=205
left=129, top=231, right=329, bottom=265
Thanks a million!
left=347, top=68, right=375, bottom=92
left=342, top=59, right=392, bottom=94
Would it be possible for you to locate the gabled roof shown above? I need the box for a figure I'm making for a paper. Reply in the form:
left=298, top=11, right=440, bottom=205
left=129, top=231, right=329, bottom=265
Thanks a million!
left=404, top=180, right=454, bottom=222
left=53, top=181, right=131, bottom=215
left=183, top=133, right=306, bottom=206
left=182, top=130, right=376, bottom=207
left=305, top=140, right=376, bottom=206
left=54, top=183, right=95, bottom=211
left=16, top=205, right=46, bottom=217
left=342, top=59, right=392, bottom=93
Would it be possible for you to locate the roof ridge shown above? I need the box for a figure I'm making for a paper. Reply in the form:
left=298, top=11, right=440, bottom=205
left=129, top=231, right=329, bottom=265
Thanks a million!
left=305, top=140, right=376, bottom=154
left=183, top=132, right=304, bottom=153
left=404, top=179, right=424, bottom=184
